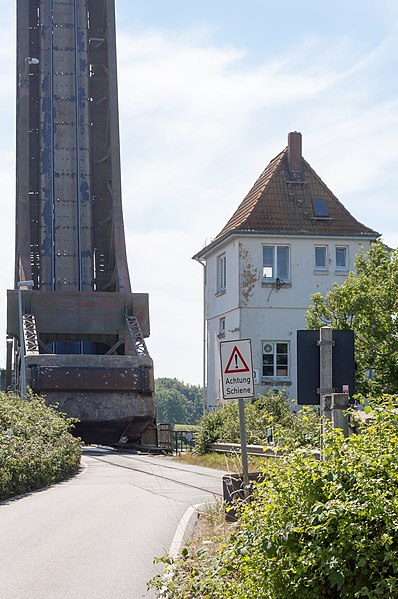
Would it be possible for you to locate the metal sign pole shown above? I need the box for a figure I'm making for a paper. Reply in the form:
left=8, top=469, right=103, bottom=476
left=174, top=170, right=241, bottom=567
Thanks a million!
left=220, top=339, right=254, bottom=498
left=238, top=397, right=250, bottom=495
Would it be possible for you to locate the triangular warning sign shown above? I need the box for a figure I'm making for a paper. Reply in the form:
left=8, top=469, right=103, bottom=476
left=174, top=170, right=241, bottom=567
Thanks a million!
left=225, top=346, right=250, bottom=373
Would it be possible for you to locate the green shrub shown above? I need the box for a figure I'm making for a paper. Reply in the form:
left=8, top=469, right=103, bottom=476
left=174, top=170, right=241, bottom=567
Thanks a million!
left=195, top=391, right=320, bottom=453
left=0, top=392, right=81, bottom=501
left=153, top=401, right=398, bottom=598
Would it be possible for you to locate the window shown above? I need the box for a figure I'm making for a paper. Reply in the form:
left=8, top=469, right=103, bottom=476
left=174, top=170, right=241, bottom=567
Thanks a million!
left=312, top=198, right=329, bottom=218
left=262, top=245, right=290, bottom=282
left=262, top=342, right=289, bottom=378
left=314, top=245, right=327, bottom=270
left=218, top=317, right=225, bottom=338
left=335, top=246, right=348, bottom=271
left=217, top=253, right=226, bottom=292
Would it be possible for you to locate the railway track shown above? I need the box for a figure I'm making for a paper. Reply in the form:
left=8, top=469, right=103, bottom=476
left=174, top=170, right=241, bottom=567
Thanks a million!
left=83, top=447, right=224, bottom=499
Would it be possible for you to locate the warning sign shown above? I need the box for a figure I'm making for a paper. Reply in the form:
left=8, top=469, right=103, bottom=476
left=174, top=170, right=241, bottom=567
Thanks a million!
left=220, top=339, right=254, bottom=400
left=225, top=346, right=251, bottom=373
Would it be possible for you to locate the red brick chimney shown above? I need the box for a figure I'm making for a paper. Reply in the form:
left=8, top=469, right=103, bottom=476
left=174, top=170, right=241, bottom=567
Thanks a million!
left=287, top=131, right=302, bottom=173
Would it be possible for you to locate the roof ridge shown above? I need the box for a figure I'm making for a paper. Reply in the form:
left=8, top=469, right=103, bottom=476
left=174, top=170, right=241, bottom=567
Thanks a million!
left=193, top=133, right=380, bottom=260
left=215, top=148, right=287, bottom=240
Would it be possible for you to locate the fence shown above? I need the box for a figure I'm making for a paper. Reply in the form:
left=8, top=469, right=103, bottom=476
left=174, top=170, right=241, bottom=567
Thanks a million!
left=157, top=424, right=196, bottom=454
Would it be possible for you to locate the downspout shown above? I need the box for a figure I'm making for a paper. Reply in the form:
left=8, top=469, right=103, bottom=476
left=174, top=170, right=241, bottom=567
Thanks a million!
left=194, top=257, right=207, bottom=413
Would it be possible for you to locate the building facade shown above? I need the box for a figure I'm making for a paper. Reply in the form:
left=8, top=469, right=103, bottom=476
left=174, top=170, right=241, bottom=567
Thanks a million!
left=193, top=132, right=379, bottom=407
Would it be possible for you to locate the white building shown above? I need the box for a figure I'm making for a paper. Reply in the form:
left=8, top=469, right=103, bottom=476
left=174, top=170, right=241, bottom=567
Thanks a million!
left=193, top=132, right=379, bottom=407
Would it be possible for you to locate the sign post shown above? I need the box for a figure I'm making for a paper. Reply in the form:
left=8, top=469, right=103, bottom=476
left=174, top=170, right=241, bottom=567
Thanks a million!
left=220, top=339, right=254, bottom=496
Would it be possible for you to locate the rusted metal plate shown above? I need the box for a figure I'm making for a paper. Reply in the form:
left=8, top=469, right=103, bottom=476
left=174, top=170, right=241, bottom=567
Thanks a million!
left=7, top=290, right=150, bottom=338
left=30, top=365, right=152, bottom=392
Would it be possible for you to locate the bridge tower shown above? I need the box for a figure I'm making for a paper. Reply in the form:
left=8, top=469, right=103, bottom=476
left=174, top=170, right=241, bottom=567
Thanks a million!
left=6, top=0, right=156, bottom=445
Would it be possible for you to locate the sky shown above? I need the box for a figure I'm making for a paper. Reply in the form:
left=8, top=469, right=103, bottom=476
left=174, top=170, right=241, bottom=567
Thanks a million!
left=0, top=0, right=398, bottom=385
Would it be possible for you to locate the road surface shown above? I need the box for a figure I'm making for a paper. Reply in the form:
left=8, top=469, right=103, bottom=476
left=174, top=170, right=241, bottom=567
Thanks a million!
left=0, top=447, right=224, bottom=599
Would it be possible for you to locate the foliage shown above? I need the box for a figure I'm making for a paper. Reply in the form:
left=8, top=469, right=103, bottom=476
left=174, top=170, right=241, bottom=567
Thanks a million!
left=156, top=378, right=203, bottom=425
left=174, top=450, right=281, bottom=474
left=306, top=241, right=398, bottom=395
left=0, top=392, right=81, bottom=501
left=151, top=401, right=398, bottom=598
left=195, top=390, right=320, bottom=454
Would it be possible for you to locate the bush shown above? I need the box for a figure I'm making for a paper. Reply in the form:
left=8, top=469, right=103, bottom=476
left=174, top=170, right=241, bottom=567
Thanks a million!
left=195, top=391, right=320, bottom=453
left=0, top=392, right=81, bottom=501
left=153, top=401, right=398, bottom=597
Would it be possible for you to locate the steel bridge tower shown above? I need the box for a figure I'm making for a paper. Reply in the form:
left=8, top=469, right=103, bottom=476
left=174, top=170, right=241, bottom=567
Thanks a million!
left=6, top=0, right=156, bottom=445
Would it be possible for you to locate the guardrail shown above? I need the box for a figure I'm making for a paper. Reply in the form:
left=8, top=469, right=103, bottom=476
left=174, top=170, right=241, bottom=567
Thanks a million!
left=208, top=442, right=278, bottom=457
left=208, top=442, right=321, bottom=460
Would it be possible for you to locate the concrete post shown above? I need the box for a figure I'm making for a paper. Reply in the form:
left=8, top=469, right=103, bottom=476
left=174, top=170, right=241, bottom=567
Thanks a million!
left=318, top=327, right=334, bottom=419
left=332, top=394, right=350, bottom=436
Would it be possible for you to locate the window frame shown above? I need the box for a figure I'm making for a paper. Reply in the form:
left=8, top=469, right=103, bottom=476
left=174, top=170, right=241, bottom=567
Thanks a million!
left=261, top=341, right=290, bottom=379
left=335, top=245, right=348, bottom=271
left=314, top=245, right=328, bottom=271
left=218, top=317, right=226, bottom=338
left=262, top=244, right=290, bottom=282
left=312, top=198, right=329, bottom=218
left=217, top=253, right=227, bottom=292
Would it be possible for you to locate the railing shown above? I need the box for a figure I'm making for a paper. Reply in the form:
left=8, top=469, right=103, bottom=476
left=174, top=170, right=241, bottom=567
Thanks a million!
left=174, top=430, right=195, bottom=454
left=156, top=427, right=322, bottom=459
left=208, top=442, right=279, bottom=457
left=209, top=442, right=321, bottom=460
left=157, top=424, right=196, bottom=454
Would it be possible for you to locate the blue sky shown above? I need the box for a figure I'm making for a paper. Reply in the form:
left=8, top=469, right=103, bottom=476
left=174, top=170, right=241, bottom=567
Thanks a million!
left=0, top=0, right=397, bottom=384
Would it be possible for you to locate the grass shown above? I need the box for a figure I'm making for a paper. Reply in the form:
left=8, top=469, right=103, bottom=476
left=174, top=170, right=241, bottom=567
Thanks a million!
left=173, top=450, right=273, bottom=473
left=188, top=500, right=233, bottom=555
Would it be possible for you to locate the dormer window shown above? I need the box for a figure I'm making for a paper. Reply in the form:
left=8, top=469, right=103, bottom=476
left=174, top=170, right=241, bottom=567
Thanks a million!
left=312, top=198, right=329, bottom=218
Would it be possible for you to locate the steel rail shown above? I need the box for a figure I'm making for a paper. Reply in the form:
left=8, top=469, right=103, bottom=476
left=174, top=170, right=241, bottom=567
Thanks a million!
left=118, top=452, right=224, bottom=480
left=88, top=453, right=223, bottom=497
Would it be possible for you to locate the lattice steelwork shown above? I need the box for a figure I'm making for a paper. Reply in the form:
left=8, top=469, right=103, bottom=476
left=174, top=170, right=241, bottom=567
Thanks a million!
left=22, top=314, right=39, bottom=356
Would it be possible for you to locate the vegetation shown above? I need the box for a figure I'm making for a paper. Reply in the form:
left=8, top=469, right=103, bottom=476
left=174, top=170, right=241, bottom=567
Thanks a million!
left=173, top=450, right=270, bottom=473
left=307, top=241, right=398, bottom=395
left=156, top=378, right=203, bottom=424
left=0, top=393, right=81, bottom=501
left=195, top=390, right=320, bottom=454
left=151, top=398, right=398, bottom=598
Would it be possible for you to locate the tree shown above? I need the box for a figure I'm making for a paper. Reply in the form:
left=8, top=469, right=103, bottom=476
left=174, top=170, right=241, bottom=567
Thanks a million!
left=155, top=378, right=203, bottom=424
left=306, top=241, right=398, bottom=395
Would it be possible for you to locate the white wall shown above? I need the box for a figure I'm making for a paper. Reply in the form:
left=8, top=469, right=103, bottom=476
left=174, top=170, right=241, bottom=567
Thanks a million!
left=204, top=233, right=373, bottom=406
left=205, top=239, right=240, bottom=319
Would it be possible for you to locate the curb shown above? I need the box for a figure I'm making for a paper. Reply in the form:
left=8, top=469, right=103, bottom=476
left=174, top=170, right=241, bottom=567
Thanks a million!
left=168, top=502, right=209, bottom=557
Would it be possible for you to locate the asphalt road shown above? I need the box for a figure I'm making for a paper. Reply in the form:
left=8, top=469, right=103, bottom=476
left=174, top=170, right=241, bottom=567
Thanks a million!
left=0, top=447, right=224, bottom=599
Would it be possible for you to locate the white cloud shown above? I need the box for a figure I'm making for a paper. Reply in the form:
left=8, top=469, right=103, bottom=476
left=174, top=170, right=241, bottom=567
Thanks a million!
left=116, top=24, right=398, bottom=382
left=0, top=7, right=397, bottom=384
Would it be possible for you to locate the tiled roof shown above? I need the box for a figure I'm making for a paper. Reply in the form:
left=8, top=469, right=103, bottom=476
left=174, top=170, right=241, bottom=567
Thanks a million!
left=194, top=140, right=379, bottom=259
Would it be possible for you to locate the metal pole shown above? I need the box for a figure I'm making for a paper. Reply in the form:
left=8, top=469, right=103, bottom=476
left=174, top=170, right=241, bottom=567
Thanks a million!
left=17, top=280, right=34, bottom=399
left=195, top=258, right=208, bottom=413
left=238, top=397, right=250, bottom=496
